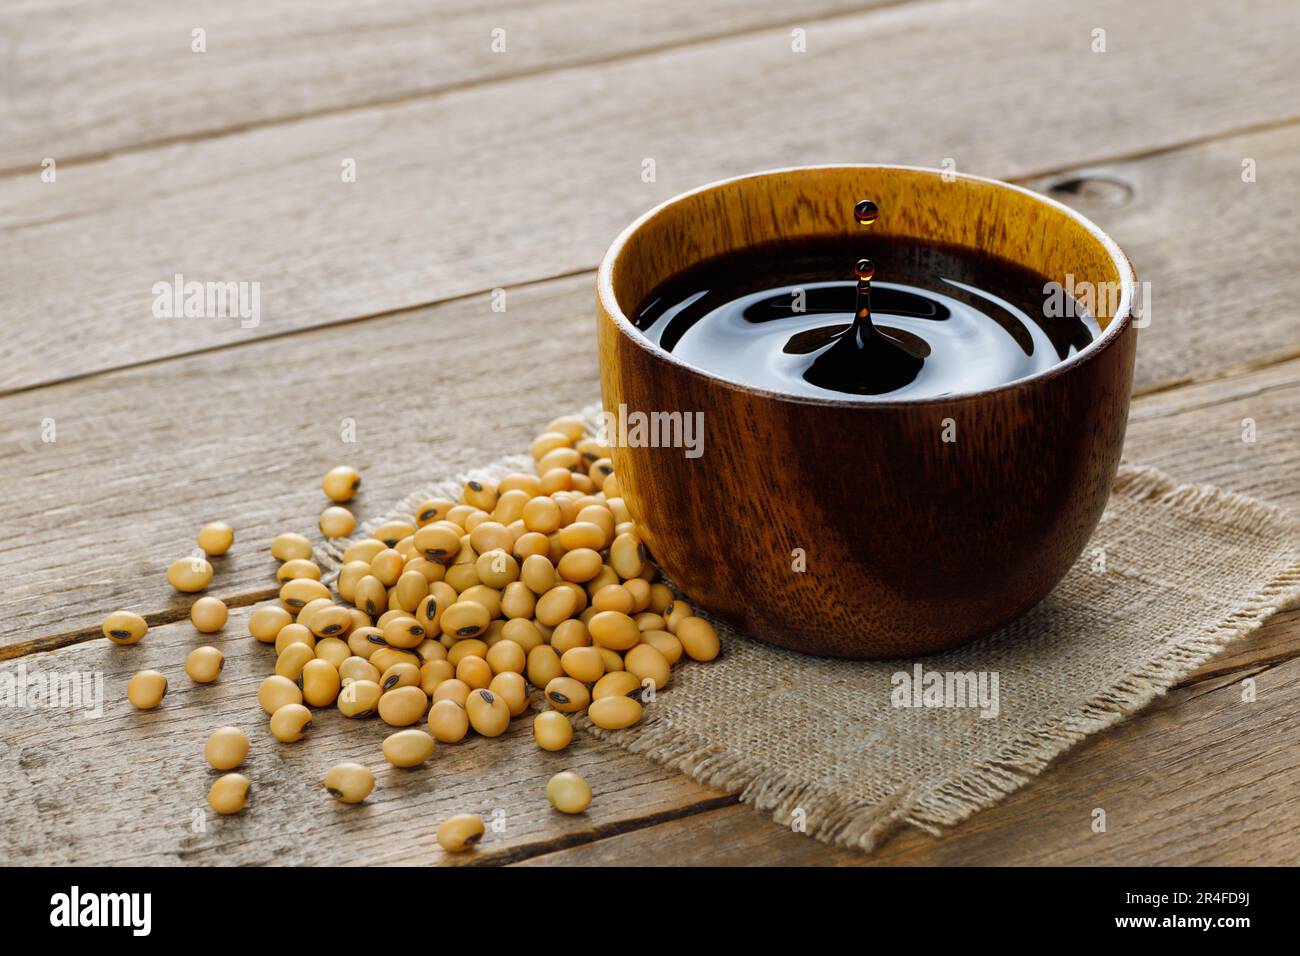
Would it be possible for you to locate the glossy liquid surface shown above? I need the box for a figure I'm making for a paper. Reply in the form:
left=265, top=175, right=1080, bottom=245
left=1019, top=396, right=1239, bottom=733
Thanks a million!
left=633, top=237, right=1100, bottom=400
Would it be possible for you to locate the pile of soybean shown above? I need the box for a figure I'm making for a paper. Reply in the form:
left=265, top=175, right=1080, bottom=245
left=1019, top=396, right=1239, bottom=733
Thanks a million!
left=102, top=416, right=719, bottom=854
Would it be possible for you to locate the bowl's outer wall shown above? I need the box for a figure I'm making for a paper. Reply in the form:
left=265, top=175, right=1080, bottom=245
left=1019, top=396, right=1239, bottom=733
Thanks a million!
left=600, top=310, right=1135, bottom=657
left=597, top=167, right=1138, bottom=658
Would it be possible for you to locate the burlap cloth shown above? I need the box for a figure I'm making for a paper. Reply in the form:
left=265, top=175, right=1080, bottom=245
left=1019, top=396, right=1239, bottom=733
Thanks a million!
left=320, top=407, right=1300, bottom=853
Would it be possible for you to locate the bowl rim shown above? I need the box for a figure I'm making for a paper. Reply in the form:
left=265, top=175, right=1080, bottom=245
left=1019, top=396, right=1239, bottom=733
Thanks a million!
left=596, top=164, right=1137, bottom=408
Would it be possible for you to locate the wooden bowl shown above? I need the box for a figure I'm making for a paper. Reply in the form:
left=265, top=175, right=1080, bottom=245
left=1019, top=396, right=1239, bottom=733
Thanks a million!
left=597, top=166, right=1137, bottom=658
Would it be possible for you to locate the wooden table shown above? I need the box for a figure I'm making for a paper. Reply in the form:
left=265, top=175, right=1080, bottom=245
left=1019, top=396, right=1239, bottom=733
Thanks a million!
left=3, top=0, right=1298, bottom=866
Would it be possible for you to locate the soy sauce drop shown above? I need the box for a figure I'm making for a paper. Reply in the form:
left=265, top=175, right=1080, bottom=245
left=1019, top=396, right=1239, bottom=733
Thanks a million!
left=802, top=200, right=924, bottom=394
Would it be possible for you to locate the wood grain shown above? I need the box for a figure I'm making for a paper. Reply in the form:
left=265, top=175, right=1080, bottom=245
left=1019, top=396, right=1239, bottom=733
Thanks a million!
left=1125, top=354, right=1300, bottom=511
left=518, top=640, right=1300, bottom=866
left=0, top=0, right=880, bottom=172
left=0, top=277, right=597, bottom=654
left=4, top=0, right=1299, bottom=390
left=0, top=604, right=732, bottom=866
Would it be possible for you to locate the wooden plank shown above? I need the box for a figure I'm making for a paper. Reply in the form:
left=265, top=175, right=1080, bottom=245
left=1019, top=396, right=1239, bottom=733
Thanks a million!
left=0, top=0, right=879, bottom=172
left=0, top=275, right=599, bottom=654
left=517, top=633, right=1300, bottom=865
left=0, top=605, right=731, bottom=866
left=1125, top=354, right=1300, bottom=511
left=1022, top=124, right=1300, bottom=394
left=5, top=0, right=1300, bottom=390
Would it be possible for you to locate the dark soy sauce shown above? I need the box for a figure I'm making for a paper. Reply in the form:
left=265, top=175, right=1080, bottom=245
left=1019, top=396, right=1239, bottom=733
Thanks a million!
left=634, top=200, right=1101, bottom=400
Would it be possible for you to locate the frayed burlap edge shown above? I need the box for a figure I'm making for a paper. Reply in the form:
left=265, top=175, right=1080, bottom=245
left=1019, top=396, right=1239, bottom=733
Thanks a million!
left=315, top=405, right=1300, bottom=853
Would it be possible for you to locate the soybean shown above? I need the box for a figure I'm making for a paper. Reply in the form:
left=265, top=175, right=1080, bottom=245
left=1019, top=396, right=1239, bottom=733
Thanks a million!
left=320, top=506, right=356, bottom=538
left=354, top=575, right=388, bottom=616
left=103, top=610, right=148, bottom=645
left=475, top=549, right=518, bottom=589
left=339, top=656, right=380, bottom=685
left=382, top=729, right=436, bottom=767
left=380, top=661, right=421, bottom=691
left=309, top=604, right=351, bottom=638
left=280, top=578, right=330, bottom=612
left=676, top=617, right=720, bottom=662
left=527, top=645, right=564, bottom=689
left=314, top=637, right=350, bottom=669
left=271, top=532, right=313, bottom=562
left=485, top=639, right=526, bottom=676
left=377, top=686, right=428, bottom=727
left=275, top=622, right=315, bottom=654
left=324, top=763, right=374, bottom=803
left=664, top=600, right=693, bottom=634
left=323, top=465, right=361, bottom=502
left=588, top=610, right=640, bottom=651
left=372, top=521, right=416, bottom=547
left=546, top=771, right=592, bottom=814
left=197, top=521, right=235, bottom=556
left=370, top=548, right=404, bottom=586
left=441, top=601, right=489, bottom=639
left=624, top=644, right=671, bottom=692
left=382, top=617, right=426, bottom=649
left=501, top=618, right=544, bottom=653
left=456, top=655, right=493, bottom=690
left=420, top=658, right=455, bottom=694
left=459, top=584, right=503, bottom=619
left=432, top=677, right=471, bottom=707
left=338, top=679, right=382, bottom=718
left=533, top=711, right=573, bottom=752
left=465, top=688, right=510, bottom=737
left=437, top=814, right=485, bottom=852
left=413, top=524, right=461, bottom=564
left=591, top=584, right=634, bottom=615
left=342, top=538, right=386, bottom=564
left=185, top=646, right=225, bottom=683
left=588, top=695, right=643, bottom=730
left=488, top=672, right=528, bottom=717
left=270, top=703, right=312, bottom=742
left=208, top=774, right=250, bottom=815
left=370, top=646, right=419, bottom=675
left=560, top=646, right=605, bottom=683
left=394, top=570, right=429, bottom=612
left=190, top=596, right=228, bottom=633
left=640, top=628, right=684, bottom=665
left=535, top=586, right=578, bottom=627
left=544, top=676, right=590, bottom=714
left=415, top=498, right=455, bottom=526
left=593, top=670, right=642, bottom=701
left=204, top=726, right=249, bottom=770
left=302, top=658, right=342, bottom=707
left=557, top=548, right=602, bottom=583
left=428, top=699, right=470, bottom=743
left=127, top=670, right=167, bottom=709
left=276, top=558, right=322, bottom=583
left=275, top=642, right=315, bottom=681
left=167, top=557, right=213, bottom=593
left=609, top=532, right=645, bottom=579
left=249, top=604, right=293, bottom=642
left=258, top=674, right=303, bottom=714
